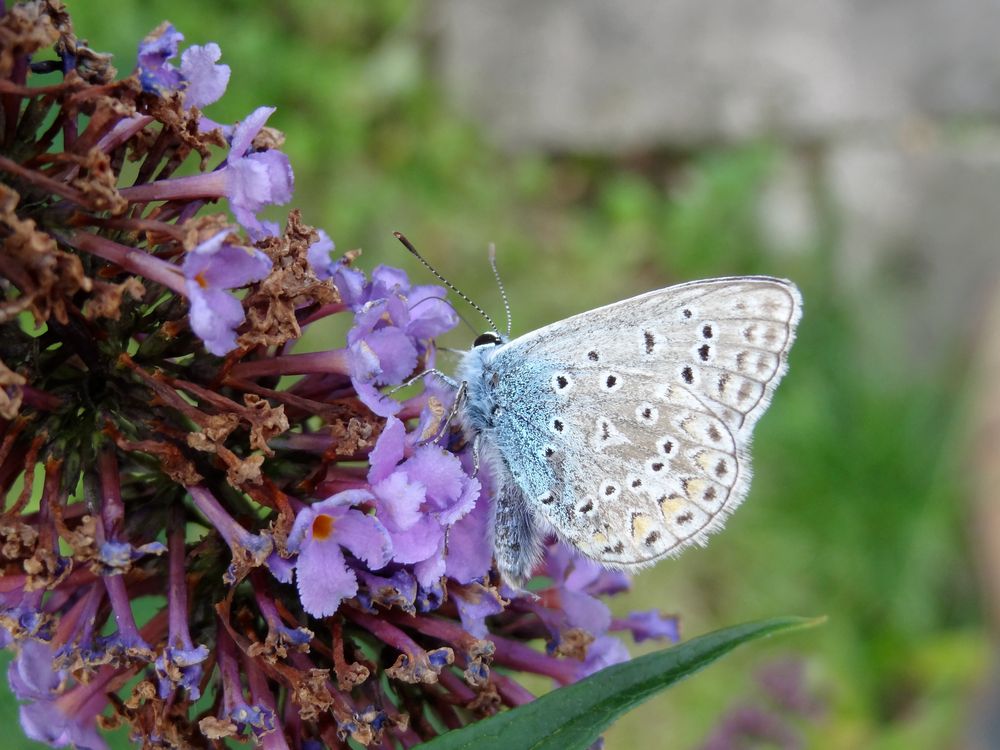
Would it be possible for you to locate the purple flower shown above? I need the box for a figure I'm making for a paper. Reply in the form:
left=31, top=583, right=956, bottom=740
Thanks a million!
left=182, top=229, right=272, bottom=355
left=8, top=640, right=61, bottom=701
left=225, top=107, right=294, bottom=240
left=227, top=702, right=276, bottom=740
left=136, top=23, right=184, bottom=96
left=613, top=610, right=680, bottom=644
left=452, top=584, right=505, bottom=639
left=532, top=545, right=621, bottom=644
left=367, top=417, right=480, bottom=589
left=94, top=540, right=166, bottom=576
left=577, top=635, right=630, bottom=680
left=118, top=107, right=294, bottom=242
left=287, top=490, right=393, bottom=617
left=357, top=569, right=418, bottom=615
left=137, top=24, right=229, bottom=110
left=443, top=488, right=494, bottom=584
left=20, top=700, right=109, bottom=750
left=339, top=266, right=458, bottom=416
left=18, top=673, right=113, bottom=750
left=154, top=644, right=210, bottom=700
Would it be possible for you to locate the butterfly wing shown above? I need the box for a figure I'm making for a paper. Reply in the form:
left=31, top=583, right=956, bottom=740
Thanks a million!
left=485, top=276, right=802, bottom=569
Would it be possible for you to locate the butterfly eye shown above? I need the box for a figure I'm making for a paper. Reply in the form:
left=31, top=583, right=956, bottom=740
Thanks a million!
left=473, top=332, right=502, bottom=347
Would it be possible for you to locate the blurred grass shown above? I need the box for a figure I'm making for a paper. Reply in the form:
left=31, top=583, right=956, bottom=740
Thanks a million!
left=0, top=1, right=981, bottom=747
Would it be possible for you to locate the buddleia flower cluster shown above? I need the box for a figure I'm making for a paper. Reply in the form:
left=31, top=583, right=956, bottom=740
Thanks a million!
left=0, top=3, right=679, bottom=748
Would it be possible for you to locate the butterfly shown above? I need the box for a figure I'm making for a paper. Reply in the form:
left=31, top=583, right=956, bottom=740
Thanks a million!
left=454, top=276, right=802, bottom=587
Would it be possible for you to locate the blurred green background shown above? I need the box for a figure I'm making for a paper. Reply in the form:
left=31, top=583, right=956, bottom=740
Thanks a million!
left=2, top=1, right=986, bottom=747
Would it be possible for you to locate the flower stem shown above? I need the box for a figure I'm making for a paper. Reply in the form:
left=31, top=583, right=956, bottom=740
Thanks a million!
left=69, top=230, right=187, bottom=294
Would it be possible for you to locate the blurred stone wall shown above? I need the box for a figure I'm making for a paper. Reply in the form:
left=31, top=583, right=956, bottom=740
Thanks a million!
left=434, top=0, right=1000, bottom=368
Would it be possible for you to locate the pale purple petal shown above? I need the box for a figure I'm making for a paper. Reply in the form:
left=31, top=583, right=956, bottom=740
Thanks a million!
left=405, top=447, right=464, bottom=509
left=188, top=287, right=244, bottom=355
left=452, top=585, right=505, bottom=639
left=578, top=635, right=630, bottom=679
left=179, top=43, right=230, bottom=109
left=413, top=538, right=446, bottom=589
left=370, top=265, right=410, bottom=299
left=372, top=472, right=425, bottom=531
left=348, top=340, right=382, bottom=383
left=333, top=264, right=366, bottom=307
left=20, top=700, right=108, bottom=750
left=389, top=516, right=442, bottom=564
left=353, top=380, right=403, bottom=417
left=405, top=285, right=459, bottom=339
left=8, top=640, right=59, bottom=700
left=439, top=473, right=479, bottom=527
left=368, top=416, right=406, bottom=484
left=335, top=509, right=393, bottom=570
left=563, top=554, right=606, bottom=592
left=295, top=536, right=357, bottom=618
left=359, top=327, right=418, bottom=385
left=444, top=494, right=493, bottom=584
left=227, top=151, right=294, bottom=241
left=617, top=610, right=680, bottom=643
left=229, top=106, right=276, bottom=161
left=306, top=231, right=337, bottom=280
left=561, top=589, right=611, bottom=636
left=587, top=569, right=631, bottom=597
left=265, top=551, right=295, bottom=583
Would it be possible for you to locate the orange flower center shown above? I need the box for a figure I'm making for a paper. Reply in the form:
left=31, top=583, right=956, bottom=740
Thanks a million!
left=311, top=513, right=334, bottom=540
left=194, top=271, right=209, bottom=289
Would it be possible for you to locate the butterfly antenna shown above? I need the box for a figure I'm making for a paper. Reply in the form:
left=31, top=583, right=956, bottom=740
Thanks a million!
left=488, top=242, right=512, bottom=337
left=394, top=232, right=500, bottom=334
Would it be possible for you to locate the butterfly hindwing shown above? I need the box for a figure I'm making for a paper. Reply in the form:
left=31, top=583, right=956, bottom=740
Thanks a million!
left=480, top=277, right=801, bottom=570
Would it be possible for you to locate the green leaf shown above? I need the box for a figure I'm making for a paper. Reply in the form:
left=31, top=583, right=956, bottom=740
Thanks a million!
left=417, top=615, right=823, bottom=750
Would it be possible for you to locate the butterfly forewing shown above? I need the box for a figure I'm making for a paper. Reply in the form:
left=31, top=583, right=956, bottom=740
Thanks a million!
left=488, top=277, right=802, bottom=569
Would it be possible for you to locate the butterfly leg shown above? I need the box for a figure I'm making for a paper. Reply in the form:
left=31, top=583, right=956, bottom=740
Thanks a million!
left=413, top=379, right=468, bottom=449
left=387, top=368, right=460, bottom=395
left=471, top=430, right=481, bottom=477
left=491, top=479, right=544, bottom=588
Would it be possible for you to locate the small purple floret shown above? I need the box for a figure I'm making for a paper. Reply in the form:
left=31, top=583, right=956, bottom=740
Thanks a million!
left=616, top=610, right=680, bottom=644
left=96, top=540, right=167, bottom=575
left=8, top=640, right=61, bottom=701
left=136, top=24, right=184, bottom=96
left=338, top=266, right=458, bottom=414
left=182, top=230, right=272, bottom=355
left=367, top=417, right=480, bottom=588
left=225, top=107, right=294, bottom=240
left=288, top=491, right=393, bottom=617
left=155, top=644, right=210, bottom=700
left=228, top=701, right=277, bottom=739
